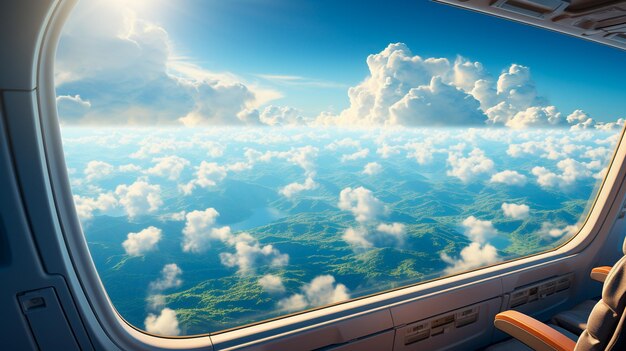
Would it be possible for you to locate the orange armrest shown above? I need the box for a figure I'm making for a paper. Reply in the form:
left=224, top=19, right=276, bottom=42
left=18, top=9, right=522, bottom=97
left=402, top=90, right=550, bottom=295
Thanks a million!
left=494, top=310, right=576, bottom=351
left=590, top=266, right=611, bottom=283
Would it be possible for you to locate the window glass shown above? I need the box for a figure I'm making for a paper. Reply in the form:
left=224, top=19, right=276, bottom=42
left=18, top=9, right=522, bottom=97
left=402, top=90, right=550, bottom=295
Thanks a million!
left=55, top=0, right=625, bottom=336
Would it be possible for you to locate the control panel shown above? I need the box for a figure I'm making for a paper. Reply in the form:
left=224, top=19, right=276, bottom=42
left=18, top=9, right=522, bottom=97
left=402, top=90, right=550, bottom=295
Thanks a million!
left=506, top=273, right=573, bottom=310
left=403, top=305, right=480, bottom=346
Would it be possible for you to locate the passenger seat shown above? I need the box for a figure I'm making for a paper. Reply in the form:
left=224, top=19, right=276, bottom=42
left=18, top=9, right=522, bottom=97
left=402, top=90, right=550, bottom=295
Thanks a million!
left=550, top=252, right=616, bottom=335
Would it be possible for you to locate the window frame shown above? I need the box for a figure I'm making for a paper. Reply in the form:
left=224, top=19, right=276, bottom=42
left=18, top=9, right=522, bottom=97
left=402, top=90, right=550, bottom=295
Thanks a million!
left=25, top=0, right=626, bottom=349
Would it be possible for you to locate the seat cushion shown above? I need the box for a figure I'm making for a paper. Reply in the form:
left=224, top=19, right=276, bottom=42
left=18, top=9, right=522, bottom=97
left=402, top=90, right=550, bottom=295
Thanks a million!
left=484, top=324, right=578, bottom=351
left=551, top=299, right=598, bottom=335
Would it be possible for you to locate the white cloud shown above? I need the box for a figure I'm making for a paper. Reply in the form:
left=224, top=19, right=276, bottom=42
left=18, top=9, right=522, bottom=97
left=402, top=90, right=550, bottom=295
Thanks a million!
left=144, top=308, right=180, bottom=336
left=342, top=222, right=406, bottom=250
left=219, top=233, right=289, bottom=273
left=258, top=274, right=286, bottom=294
left=441, top=242, right=499, bottom=274
left=278, top=275, right=349, bottom=312
left=376, top=143, right=402, bottom=158
left=362, top=162, right=382, bottom=175
left=505, top=106, right=563, bottom=129
left=56, top=94, right=91, bottom=121
left=311, top=43, right=596, bottom=129
left=405, top=141, right=437, bottom=165
left=181, top=208, right=289, bottom=272
left=377, top=222, right=406, bottom=237
left=119, top=163, right=142, bottom=172
left=115, top=180, right=162, bottom=218
left=489, top=170, right=527, bottom=186
left=537, top=222, right=578, bottom=239
left=338, top=187, right=388, bottom=223
left=84, top=160, right=114, bottom=181
left=259, top=105, right=306, bottom=126
left=181, top=161, right=228, bottom=194
left=56, top=1, right=280, bottom=126
left=501, top=203, right=530, bottom=220
left=181, top=208, right=231, bottom=253
left=280, top=176, right=318, bottom=198
left=462, top=216, right=498, bottom=244
left=342, top=226, right=373, bottom=249
left=149, top=263, right=183, bottom=292
left=595, top=118, right=625, bottom=131
left=447, top=148, right=495, bottom=183
left=326, top=138, right=361, bottom=151
left=122, top=226, right=162, bottom=256
left=531, top=158, right=592, bottom=189
left=73, top=192, right=117, bottom=221
left=341, top=148, right=370, bottom=162
left=567, top=110, right=595, bottom=130
left=389, top=77, right=486, bottom=126
left=160, top=210, right=186, bottom=221
left=247, top=146, right=319, bottom=176
left=146, top=156, right=190, bottom=180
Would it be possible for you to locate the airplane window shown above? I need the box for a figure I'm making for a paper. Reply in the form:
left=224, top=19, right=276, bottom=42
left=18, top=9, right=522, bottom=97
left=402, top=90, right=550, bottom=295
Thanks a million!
left=54, top=0, right=626, bottom=337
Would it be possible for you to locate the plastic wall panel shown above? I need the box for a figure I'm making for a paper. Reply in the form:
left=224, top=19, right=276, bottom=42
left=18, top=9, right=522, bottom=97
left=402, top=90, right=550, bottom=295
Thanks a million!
left=393, top=298, right=501, bottom=351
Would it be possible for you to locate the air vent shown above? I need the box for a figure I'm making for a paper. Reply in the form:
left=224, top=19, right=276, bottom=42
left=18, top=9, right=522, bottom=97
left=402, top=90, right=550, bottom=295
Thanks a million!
left=493, top=0, right=568, bottom=18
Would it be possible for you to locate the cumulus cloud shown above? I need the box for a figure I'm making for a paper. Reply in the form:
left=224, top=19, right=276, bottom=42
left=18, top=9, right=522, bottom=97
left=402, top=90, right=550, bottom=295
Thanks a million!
left=258, top=274, right=286, bottom=294
left=278, top=275, right=350, bottom=312
left=311, top=43, right=613, bottom=129
left=56, top=0, right=280, bottom=126
left=56, top=95, right=91, bottom=121
left=505, top=106, right=563, bottom=129
left=377, top=143, right=402, bottom=158
left=338, top=187, right=388, bottom=223
left=362, top=162, right=382, bottom=175
left=341, top=148, right=370, bottom=162
left=280, top=176, right=318, bottom=198
left=259, top=105, right=306, bottom=126
left=531, top=158, right=592, bottom=189
left=326, top=138, right=361, bottom=151
left=537, top=222, right=578, bottom=239
left=246, top=146, right=319, bottom=176
left=115, top=180, right=162, bottom=218
left=181, top=161, right=228, bottom=194
left=462, top=216, right=498, bottom=244
left=181, top=208, right=231, bottom=253
left=146, top=156, right=190, bottom=180
left=342, top=226, right=373, bottom=249
left=389, top=77, right=486, bottom=126
left=342, top=222, right=406, bottom=250
left=144, top=308, right=180, bottom=336
left=595, top=118, right=625, bottom=131
left=441, top=242, right=499, bottom=274
left=567, top=110, right=595, bottom=130
left=84, top=160, right=114, bottom=181
left=447, top=148, right=495, bottom=183
left=73, top=192, right=117, bottom=221
left=314, top=43, right=486, bottom=127
left=122, top=226, right=162, bottom=256
left=377, top=222, right=406, bottom=237
left=149, top=263, right=183, bottom=291
left=501, top=203, right=530, bottom=220
left=489, top=170, right=527, bottom=186
left=405, top=141, right=437, bottom=165
left=181, top=207, right=289, bottom=272
left=219, top=233, right=289, bottom=273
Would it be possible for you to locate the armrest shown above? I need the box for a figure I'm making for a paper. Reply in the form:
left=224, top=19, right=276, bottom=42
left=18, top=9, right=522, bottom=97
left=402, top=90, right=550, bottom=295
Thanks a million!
left=494, top=310, right=576, bottom=351
left=590, top=266, right=611, bottom=283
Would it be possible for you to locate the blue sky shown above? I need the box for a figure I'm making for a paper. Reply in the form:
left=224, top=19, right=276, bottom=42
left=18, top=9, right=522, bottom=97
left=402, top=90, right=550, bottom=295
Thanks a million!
left=55, top=0, right=625, bottom=126
left=146, top=0, right=626, bottom=120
